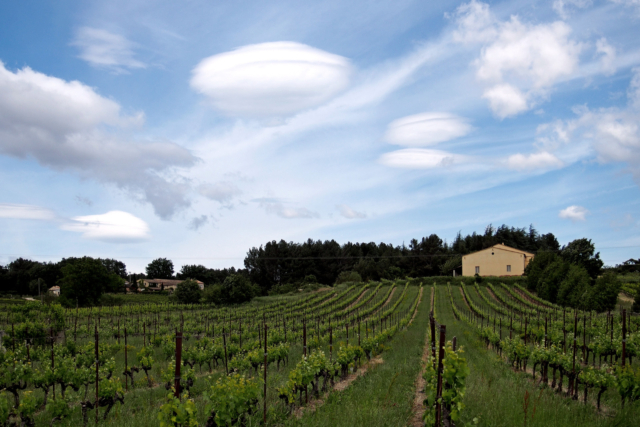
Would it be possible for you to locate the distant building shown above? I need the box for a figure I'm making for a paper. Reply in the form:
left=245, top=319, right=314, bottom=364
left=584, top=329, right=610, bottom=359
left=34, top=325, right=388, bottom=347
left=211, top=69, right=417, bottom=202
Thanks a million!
left=48, top=286, right=60, bottom=296
left=462, top=243, right=534, bottom=277
left=142, top=278, right=205, bottom=293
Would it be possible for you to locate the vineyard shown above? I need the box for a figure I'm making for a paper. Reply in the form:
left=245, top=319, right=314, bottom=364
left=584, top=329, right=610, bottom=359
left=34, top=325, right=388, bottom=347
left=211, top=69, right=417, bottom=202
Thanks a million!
left=1, top=281, right=639, bottom=426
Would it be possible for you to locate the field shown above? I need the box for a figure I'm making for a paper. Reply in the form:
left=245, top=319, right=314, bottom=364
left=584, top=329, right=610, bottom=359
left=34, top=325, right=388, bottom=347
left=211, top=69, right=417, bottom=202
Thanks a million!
left=1, top=280, right=639, bottom=427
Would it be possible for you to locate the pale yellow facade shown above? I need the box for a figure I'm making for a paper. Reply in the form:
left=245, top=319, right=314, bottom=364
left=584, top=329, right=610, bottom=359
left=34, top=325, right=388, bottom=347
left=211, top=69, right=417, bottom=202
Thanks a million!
left=462, top=244, right=534, bottom=277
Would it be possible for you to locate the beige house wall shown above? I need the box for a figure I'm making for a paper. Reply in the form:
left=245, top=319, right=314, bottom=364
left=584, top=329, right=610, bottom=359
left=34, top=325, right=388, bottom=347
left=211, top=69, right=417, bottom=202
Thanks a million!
left=462, top=245, right=534, bottom=277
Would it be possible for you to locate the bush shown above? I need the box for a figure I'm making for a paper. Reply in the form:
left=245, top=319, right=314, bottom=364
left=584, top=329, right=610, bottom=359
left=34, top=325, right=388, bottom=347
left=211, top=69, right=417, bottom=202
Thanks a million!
left=100, top=294, right=124, bottom=306
left=557, top=265, right=590, bottom=308
left=203, top=275, right=256, bottom=305
left=174, top=279, right=202, bottom=304
left=335, top=271, right=362, bottom=285
left=632, top=287, right=640, bottom=313
left=585, top=272, right=621, bottom=312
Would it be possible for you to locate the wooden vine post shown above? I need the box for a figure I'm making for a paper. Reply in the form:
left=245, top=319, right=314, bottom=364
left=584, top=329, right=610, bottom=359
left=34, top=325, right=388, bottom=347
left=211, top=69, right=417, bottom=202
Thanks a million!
left=124, top=328, right=128, bottom=391
left=263, top=322, right=268, bottom=425
left=430, top=314, right=436, bottom=368
left=622, top=309, right=627, bottom=367
left=95, top=325, right=99, bottom=424
left=435, top=325, right=446, bottom=427
left=174, top=331, right=182, bottom=398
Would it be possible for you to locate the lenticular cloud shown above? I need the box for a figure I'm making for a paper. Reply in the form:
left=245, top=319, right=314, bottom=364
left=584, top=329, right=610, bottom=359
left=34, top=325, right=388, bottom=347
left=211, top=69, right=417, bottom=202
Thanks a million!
left=190, top=42, right=352, bottom=117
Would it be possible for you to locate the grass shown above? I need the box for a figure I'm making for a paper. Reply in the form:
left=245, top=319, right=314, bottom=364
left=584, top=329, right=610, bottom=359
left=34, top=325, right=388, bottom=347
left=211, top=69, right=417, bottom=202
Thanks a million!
left=436, top=285, right=640, bottom=427
left=284, top=289, right=428, bottom=427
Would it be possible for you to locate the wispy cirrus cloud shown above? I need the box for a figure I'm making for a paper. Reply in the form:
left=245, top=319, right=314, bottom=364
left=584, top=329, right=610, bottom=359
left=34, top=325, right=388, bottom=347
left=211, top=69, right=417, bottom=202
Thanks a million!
left=0, top=204, right=56, bottom=220
left=253, top=198, right=318, bottom=219
left=336, top=204, right=366, bottom=219
left=72, top=27, right=146, bottom=73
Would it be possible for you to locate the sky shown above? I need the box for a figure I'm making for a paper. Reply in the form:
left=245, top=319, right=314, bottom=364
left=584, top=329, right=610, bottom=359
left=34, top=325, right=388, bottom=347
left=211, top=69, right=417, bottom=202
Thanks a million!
left=1, top=0, right=639, bottom=273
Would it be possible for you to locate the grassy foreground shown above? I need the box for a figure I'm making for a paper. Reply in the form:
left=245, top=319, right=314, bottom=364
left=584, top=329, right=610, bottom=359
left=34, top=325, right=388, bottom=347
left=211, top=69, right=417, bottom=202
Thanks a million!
left=435, top=286, right=640, bottom=427
left=285, top=291, right=429, bottom=427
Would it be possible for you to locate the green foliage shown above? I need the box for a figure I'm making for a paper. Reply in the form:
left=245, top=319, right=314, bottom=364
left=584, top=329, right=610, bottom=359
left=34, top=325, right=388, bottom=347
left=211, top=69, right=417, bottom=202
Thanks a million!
left=633, top=286, right=640, bottom=313
left=615, top=365, right=640, bottom=405
left=174, top=279, right=202, bottom=304
left=586, top=272, right=622, bottom=312
left=0, top=392, right=11, bottom=426
left=204, top=374, right=260, bottom=426
left=147, top=258, right=174, bottom=279
left=17, top=390, right=36, bottom=423
left=440, top=255, right=462, bottom=276
left=537, top=257, right=570, bottom=303
left=560, top=238, right=603, bottom=280
left=208, top=274, right=256, bottom=305
left=58, top=257, right=118, bottom=307
left=46, top=395, right=72, bottom=423
left=557, top=264, right=590, bottom=308
left=423, top=342, right=469, bottom=426
left=159, top=391, right=199, bottom=427
left=335, top=271, right=362, bottom=285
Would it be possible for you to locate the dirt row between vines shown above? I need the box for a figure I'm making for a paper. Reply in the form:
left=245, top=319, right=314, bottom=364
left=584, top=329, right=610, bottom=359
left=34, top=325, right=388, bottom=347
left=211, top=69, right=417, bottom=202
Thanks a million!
left=346, top=288, right=371, bottom=310
left=410, top=286, right=431, bottom=427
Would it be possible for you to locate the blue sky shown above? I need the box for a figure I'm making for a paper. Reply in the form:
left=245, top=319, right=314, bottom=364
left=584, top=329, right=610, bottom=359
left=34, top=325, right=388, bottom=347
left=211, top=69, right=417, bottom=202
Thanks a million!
left=1, top=0, right=639, bottom=273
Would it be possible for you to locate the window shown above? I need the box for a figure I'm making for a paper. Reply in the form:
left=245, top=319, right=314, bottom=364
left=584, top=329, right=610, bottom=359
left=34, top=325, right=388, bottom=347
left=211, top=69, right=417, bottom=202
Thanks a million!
left=475, top=266, right=480, bottom=274
left=507, top=265, right=511, bottom=272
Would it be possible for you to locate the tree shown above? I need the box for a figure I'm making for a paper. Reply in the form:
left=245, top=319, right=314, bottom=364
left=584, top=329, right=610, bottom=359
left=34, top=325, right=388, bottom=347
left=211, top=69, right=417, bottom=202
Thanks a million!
left=537, top=258, right=570, bottom=303
left=203, top=274, right=256, bottom=305
left=585, top=272, right=621, bottom=312
left=58, top=257, right=115, bottom=307
left=335, top=271, right=362, bottom=285
left=203, top=284, right=224, bottom=304
left=222, top=274, right=256, bottom=304
left=557, top=265, right=590, bottom=308
left=440, top=255, right=462, bottom=276
left=146, top=258, right=174, bottom=279
left=174, top=279, right=202, bottom=304
left=632, top=287, right=640, bottom=313
left=100, top=258, right=127, bottom=279
left=560, top=238, right=603, bottom=280
left=525, top=251, right=559, bottom=291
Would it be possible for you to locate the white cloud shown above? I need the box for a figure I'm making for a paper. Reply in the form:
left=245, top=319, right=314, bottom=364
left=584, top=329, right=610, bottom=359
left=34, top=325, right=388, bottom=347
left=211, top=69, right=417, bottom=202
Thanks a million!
left=538, top=71, right=640, bottom=184
left=0, top=204, right=55, bottom=220
left=596, top=38, right=617, bottom=75
left=337, top=204, right=366, bottom=219
left=72, top=27, right=146, bottom=73
left=454, top=2, right=583, bottom=117
left=553, top=0, right=592, bottom=19
left=253, top=198, right=318, bottom=219
left=559, top=205, right=589, bottom=221
left=198, top=181, right=242, bottom=204
left=190, top=42, right=352, bottom=117
left=450, top=0, right=497, bottom=44
left=507, top=151, right=564, bottom=171
left=379, top=148, right=461, bottom=169
left=61, top=210, right=150, bottom=242
left=482, top=84, right=529, bottom=118
left=0, top=62, right=197, bottom=219
left=384, top=113, right=472, bottom=146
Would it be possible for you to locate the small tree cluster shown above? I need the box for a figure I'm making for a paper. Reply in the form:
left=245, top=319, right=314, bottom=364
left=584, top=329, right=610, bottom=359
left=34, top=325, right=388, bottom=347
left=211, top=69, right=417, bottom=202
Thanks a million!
left=525, top=238, right=620, bottom=312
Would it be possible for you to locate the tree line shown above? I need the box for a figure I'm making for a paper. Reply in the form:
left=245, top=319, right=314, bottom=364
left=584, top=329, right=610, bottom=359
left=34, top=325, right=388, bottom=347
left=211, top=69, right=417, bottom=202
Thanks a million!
left=1, top=224, right=635, bottom=311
